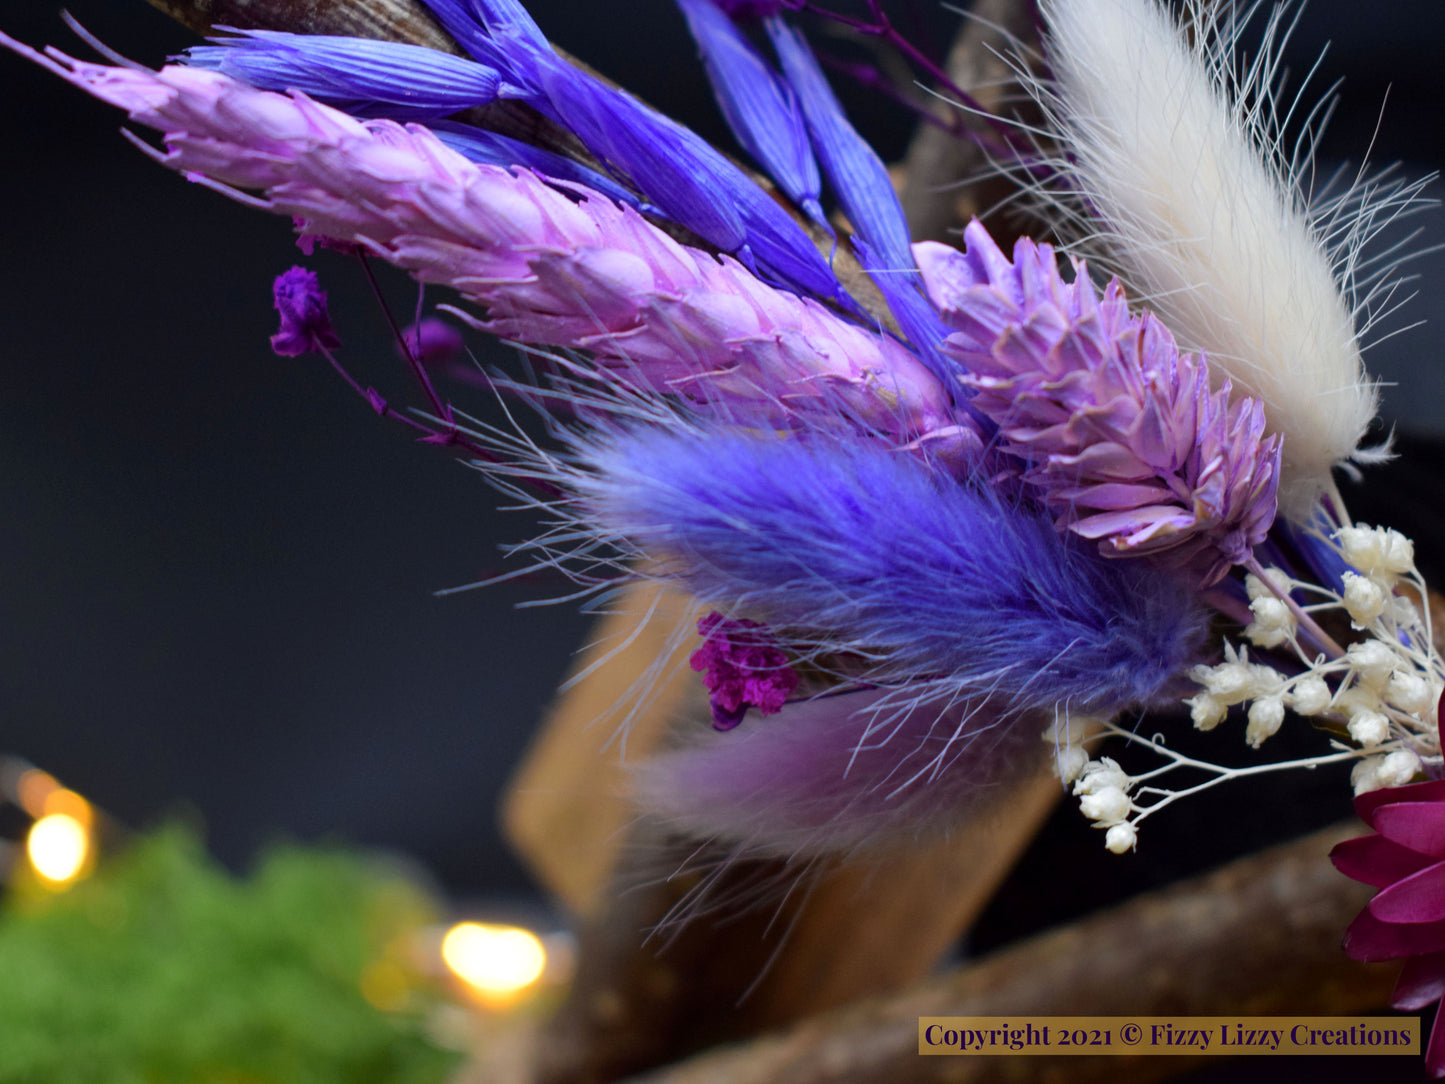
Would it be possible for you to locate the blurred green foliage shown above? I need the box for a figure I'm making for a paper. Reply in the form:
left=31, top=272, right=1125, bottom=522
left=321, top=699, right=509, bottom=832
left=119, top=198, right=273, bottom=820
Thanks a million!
left=0, top=824, right=463, bottom=1083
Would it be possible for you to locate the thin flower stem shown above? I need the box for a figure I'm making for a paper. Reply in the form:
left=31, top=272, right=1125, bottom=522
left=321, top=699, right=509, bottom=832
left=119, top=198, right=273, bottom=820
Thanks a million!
left=1101, top=722, right=1366, bottom=825
left=795, top=2, right=1026, bottom=152
left=357, top=252, right=452, bottom=424
left=1244, top=554, right=1345, bottom=659
left=315, top=343, right=533, bottom=482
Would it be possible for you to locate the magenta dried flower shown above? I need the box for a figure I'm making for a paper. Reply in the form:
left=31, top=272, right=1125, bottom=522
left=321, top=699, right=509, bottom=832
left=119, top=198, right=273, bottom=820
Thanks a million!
left=690, top=612, right=800, bottom=731
left=269, top=266, right=339, bottom=357
left=1332, top=780, right=1445, bottom=1077
left=917, top=222, right=1281, bottom=585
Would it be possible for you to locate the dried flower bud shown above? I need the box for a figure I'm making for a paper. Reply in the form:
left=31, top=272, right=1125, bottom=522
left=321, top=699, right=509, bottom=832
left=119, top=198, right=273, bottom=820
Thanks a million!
left=1342, top=571, right=1388, bottom=628
left=1073, top=757, right=1128, bottom=796
left=1245, top=595, right=1294, bottom=647
left=1386, top=671, right=1435, bottom=716
left=1347, top=640, right=1398, bottom=689
left=1055, top=745, right=1090, bottom=784
left=1351, top=756, right=1385, bottom=796
left=1187, top=692, right=1226, bottom=731
left=1286, top=676, right=1332, bottom=716
left=1246, top=696, right=1285, bottom=748
left=1378, top=749, right=1423, bottom=787
left=1080, top=785, right=1131, bottom=825
left=1337, top=525, right=1415, bottom=579
left=1105, top=822, right=1137, bottom=854
left=1347, top=709, right=1390, bottom=748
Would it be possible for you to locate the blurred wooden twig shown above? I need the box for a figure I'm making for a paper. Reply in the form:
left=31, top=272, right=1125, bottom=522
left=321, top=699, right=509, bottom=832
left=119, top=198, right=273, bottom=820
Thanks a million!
left=504, top=579, right=1063, bottom=1083
left=900, top=0, right=1041, bottom=245
left=620, top=820, right=1395, bottom=1084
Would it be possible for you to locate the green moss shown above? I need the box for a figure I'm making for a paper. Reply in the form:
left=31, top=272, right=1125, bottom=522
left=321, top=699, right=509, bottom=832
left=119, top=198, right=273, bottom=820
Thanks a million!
left=0, top=825, right=462, bottom=1083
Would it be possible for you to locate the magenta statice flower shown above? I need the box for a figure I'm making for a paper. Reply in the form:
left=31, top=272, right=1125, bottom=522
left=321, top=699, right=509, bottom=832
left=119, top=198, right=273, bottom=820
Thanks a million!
left=1331, top=780, right=1445, bottom=1077
left=689, top=612, right=800, bottom=731
left=269, top=266, right=339, bottom=357
left=917, top=222, right=1282, bottom=585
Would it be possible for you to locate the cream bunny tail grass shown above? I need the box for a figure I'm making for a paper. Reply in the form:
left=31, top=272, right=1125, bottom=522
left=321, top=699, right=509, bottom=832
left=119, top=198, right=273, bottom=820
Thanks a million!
left=1033, top=0, right=1409, bottom=521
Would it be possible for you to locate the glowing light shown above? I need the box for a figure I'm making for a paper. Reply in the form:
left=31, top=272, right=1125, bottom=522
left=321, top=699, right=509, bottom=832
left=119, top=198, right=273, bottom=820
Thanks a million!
left=43, top=788, right=93, bottom=826
left=441, top=922, right=546, bottom=1001
left=27, top=813, right=90, bottom=885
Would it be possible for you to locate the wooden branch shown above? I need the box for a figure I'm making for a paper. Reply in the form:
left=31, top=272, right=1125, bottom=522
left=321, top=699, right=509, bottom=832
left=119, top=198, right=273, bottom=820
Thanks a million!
left=899, top=0, right=1039, bottom=246
left=143, top=0, right=458, bottom=53
left=529, top=771, right=1064, bottom=1084
left=618, top=820, right=1396, bottom=1084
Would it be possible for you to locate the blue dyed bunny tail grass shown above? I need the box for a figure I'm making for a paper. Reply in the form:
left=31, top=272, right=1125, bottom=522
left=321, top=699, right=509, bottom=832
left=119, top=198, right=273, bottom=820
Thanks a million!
left=572, top=427, right=1208, bottom=716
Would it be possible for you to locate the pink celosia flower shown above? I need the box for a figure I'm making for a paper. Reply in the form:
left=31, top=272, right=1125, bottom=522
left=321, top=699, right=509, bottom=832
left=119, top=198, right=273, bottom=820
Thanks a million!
left=689, top=612, right=800, bottom=731
left=917, top=221, right=1281, bottom=586
left=1331, top=779, right=1445, bottom=1077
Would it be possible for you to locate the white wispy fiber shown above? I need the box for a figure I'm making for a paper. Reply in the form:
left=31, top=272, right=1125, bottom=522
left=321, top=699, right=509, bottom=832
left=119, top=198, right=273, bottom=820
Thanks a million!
left=1033, top=0, right=1391, bottom=521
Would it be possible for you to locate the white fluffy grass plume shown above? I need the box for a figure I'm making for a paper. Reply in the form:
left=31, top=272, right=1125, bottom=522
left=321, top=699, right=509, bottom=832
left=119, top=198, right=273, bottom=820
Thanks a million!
left=1034, top=0, right=1382, bottom=521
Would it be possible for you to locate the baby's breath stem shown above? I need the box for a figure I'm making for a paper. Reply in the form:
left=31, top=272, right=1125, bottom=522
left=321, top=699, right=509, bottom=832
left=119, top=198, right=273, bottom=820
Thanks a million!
left=1244, top=554, right=1345, bottom=659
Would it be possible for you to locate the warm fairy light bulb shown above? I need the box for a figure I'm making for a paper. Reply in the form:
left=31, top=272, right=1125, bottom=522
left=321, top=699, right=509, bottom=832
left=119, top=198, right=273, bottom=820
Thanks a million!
left=27, top=812, right=89, bottom=885
left=441, top=922, right=546, bottom=1001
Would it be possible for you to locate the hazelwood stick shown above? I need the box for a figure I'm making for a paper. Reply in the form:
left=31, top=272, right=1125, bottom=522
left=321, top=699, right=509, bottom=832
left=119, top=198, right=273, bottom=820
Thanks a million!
left=621, top=820, right=1397, bottom=1084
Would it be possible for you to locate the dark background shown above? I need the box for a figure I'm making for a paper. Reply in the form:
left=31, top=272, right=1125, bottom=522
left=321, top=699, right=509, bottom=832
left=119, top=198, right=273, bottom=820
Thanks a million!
left=3, top=0, right=1445, bottom=959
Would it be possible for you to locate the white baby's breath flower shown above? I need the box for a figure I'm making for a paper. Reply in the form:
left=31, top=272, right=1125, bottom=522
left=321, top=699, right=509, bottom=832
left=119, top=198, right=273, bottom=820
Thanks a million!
left=1378, top=749, right=1423, bottom=788
left=1187, top=692, right=1227, bottom=731
left=1341, top=571, right=1388, bottom=628
left=1105, top=822, right=1137, bottom=854
left=1286, top=675, right=1332, bottom=716
left=1352, top=756, right=1386, bottom=796
left=1245, top=595, right=1294, bottom=648
left=1386, top=671, right=1435, bottom=716
left=1347, top=640, right=1398, bottom=689
left=1337, top=526, right=1415, bottom=580
left=1079, top=785, right=1131, bottom=825
left=1055, top=744, right=1090, bottom=784
left=1073, top=757, right=1128, bottom=796
left=1245, top=696, right=1285, bottom=748
left=1347, top=709, right=1390, bottom=748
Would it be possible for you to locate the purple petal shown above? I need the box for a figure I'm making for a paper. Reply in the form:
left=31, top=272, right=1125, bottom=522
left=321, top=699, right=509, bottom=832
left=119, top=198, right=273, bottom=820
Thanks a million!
left=675, top=0, right=823, bottom=224
left=1355, top=781, right=1445, bottom=828
left=1393, top=951, right=1445, bottom=1012
left=1332, top=834, right=1440, bottom=888
left=1343, top=908, right=1445, bottom=963
left=914, top=240, right=983, bottom=311
left=426, top=0, right=848, bottom=305
left=1372, top=861, right=1445, bottom=923
left=422, top=0, right=550, bottom=61
left=768, top=17, right=911, bottom=274
left=187, top=30, right=518, bottom=119
left=1376, top=802, right=1445, bottom=858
